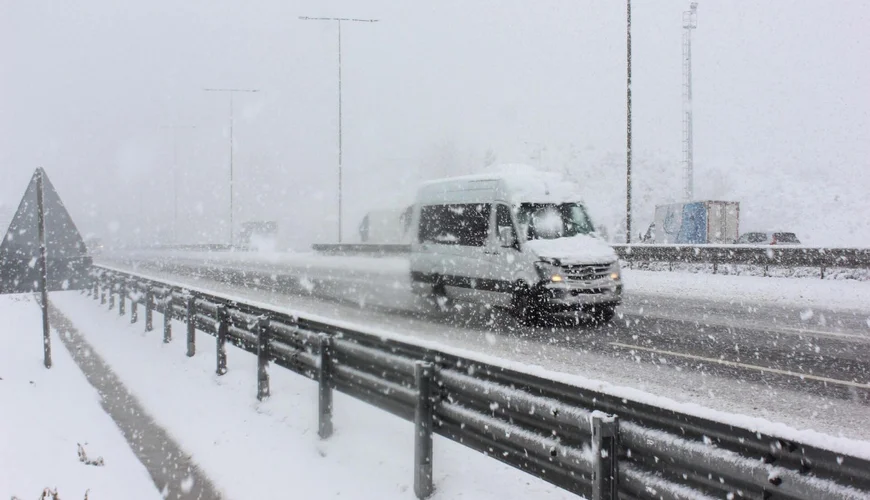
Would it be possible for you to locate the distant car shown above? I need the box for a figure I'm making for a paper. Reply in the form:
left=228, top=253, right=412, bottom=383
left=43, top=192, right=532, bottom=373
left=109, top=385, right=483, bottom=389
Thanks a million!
left=735, top=232, right=801, bottom=245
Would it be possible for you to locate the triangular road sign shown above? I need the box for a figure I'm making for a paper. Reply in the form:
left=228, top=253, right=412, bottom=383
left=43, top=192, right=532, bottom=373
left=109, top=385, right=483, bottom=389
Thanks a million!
left=0, top=168, right=92, bottom=294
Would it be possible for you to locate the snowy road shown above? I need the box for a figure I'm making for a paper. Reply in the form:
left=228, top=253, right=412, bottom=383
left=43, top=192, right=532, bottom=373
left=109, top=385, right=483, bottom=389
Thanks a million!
left=99, top=253, right=870, bottom=441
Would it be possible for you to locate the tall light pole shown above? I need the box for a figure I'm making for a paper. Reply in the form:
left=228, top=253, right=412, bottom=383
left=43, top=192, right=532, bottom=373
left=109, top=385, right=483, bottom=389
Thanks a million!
left=204, top=87, right=259, bottom=247
left=161, top=124, right=196, bottom=244
left=682, top=2, right=698, bottom=201
left=626, top=0, right=633, bottom=244
left=298, top=15, right=379, bottom=243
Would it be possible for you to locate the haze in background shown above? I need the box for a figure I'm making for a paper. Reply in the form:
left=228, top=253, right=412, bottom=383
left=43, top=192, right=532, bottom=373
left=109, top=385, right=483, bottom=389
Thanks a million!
left=1, top=0, right=868, bottom=248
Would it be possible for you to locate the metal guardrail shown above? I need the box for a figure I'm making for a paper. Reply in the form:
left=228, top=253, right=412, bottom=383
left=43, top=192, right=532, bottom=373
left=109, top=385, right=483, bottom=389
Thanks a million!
left=140, top=244, right=234, bottom=252
left=309, top=243, right=870, bottom=278
left=612, top=245, right=870, bottom=278
left=312, top=243, right=412, bottom=256
left=88, top=265, right=870, bottom=500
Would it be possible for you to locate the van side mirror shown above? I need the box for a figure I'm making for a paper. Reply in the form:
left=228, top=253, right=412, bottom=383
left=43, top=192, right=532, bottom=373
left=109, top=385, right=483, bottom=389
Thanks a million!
left=498, top=227, right=518, bottom=249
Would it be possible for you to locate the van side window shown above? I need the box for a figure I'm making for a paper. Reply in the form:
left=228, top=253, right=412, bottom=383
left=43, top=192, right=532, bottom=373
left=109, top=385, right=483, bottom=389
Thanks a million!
left=495, top=205, right=517, bottom=244
left=419, top=204, right=491, bottom=247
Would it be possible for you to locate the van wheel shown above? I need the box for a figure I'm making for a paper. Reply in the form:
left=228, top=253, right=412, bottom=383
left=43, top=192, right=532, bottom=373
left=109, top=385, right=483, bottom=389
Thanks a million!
left=511, top=285, right=540, bottom=327
left=590, top=304, right=616, bottom=325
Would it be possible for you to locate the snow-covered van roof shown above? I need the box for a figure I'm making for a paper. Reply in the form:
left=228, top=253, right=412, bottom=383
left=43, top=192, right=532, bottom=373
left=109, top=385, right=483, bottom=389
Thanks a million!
left=418, top=164, right=584, bottom=205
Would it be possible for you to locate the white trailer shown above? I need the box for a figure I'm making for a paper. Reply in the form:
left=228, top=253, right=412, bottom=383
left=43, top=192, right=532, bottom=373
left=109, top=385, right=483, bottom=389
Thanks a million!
left=653, top=201, right=739, bottom=244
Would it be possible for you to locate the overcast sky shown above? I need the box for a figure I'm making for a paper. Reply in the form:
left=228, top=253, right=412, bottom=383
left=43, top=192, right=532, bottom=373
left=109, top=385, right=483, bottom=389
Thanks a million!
left=1, top=0, right=868, bottom=247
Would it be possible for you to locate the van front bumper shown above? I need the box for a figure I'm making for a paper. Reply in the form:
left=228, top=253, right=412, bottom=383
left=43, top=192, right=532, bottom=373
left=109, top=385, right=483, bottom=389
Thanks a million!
left=536, top=280, right=623, bottom=312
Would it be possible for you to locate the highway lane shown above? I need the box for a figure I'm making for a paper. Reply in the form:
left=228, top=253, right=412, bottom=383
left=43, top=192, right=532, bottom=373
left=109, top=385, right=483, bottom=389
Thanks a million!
left=102, top=255, right=870, bottom=402
left=622, top=293, right=870, bottom=342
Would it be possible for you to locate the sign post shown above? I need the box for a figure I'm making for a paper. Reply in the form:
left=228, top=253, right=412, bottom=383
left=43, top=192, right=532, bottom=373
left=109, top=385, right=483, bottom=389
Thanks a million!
left=1, top=168, right=92, bottom=367
left=36, top=170, right=52, bottom=368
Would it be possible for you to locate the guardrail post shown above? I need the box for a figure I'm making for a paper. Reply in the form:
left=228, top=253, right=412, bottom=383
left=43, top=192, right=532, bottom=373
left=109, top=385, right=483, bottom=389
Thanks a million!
left=820, top=265, right=826, bottom=279
left=145, top=286, right=153, bottom=332
left=215, top=305, right=228, bottom=375
left=591, top=413, right=618, bottom=500
left=118, top=281, right=126, bottom=316
left=186, top=296, right=196, bottom=357
left=163, top=292, right=173, bottom=343
left=256, top=316, right=271, bottom=401
left=318, top=334, right=333, bottom=439
left=130, top=290, right=138, bottom=324
left=108, top=281, right=115, bottom=310
left=414, top=361, right=435, bottom=499
left=93, top=280, right=99, bottom=300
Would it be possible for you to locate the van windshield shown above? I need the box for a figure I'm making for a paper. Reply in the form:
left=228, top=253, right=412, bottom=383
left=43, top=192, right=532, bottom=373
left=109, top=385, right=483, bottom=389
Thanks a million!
left=516, top=203, right=594, bottom=240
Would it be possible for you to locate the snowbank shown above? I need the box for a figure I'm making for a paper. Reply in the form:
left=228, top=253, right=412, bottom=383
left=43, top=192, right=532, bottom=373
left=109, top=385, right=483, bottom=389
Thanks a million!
left=0, top=294, right=161, bottom=499
left=623, top=269, right=870, bottom=312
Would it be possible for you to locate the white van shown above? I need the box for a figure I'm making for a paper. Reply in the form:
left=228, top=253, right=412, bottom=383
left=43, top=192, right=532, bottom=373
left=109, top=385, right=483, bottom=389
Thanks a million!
left=409, top=166, right=622, bottom=324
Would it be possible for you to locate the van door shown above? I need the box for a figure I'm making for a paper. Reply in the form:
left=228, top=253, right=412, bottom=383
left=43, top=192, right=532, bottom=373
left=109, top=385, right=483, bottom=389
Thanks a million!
left=478, top=204, right=520, bottom=308
left=424, top=203, right=493, bottom=304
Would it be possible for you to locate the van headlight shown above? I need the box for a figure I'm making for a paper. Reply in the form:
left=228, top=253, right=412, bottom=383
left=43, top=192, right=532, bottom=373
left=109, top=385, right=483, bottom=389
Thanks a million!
left=535, top=260, right=565, bottom=283
left=609, top=261, right=621, bottom=281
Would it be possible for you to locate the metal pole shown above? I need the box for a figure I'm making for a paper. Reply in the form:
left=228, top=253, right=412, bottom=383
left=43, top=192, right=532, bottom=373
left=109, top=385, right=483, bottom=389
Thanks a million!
left=625, top=0, right=633, bottom=244
left=216, top=305, right=228, bottom=375
left=229, top=92, right=234, bottom=247
left=163, top=292, right=173, bottom=343
left=591, top=414, right=619, bottom=500
left=36, top=170, right=51, bottom=369
left=682, top=2, right=698, bottom=201
left=318, top=334, right=334, bottom=438
left=337, top=20, right=343, bottom=243
left=414, top=361, right=434, bottom=499
left=203, top=89, right=258, bottom=248
left=186, top=296, right=196, bottom=357
left=298, top=16, right=378, bottom=243
left=173, top=134, right=179, bottom=243
left=130, top=294, right=138, bottom=324
left=145, top=286, right=153, bottom=332
left=118, top=281, right=126, bottom=316
left=256, top=316, right=271, bottom=401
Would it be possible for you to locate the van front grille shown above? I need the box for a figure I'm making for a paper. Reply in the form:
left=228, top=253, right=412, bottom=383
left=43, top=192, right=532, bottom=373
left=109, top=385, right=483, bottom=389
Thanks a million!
left=561, top=263, right=611, bottom=282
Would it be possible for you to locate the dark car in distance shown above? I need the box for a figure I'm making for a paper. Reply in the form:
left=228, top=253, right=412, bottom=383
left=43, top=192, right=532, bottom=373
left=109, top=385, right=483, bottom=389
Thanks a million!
left=735, top=231, right=801, bottom=245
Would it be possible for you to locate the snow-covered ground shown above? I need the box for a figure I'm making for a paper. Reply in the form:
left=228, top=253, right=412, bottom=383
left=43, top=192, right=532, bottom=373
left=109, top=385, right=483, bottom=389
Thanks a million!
left=630, top=261, right=870, bottom=282
left=0, top=294, right=161, bottom=500
left=50, top=291, right=581, bottom=500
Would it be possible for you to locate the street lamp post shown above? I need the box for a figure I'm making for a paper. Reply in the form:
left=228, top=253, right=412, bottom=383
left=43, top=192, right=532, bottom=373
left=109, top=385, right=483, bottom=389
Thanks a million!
left=204, top=88, right=259, bottom=247
left=626, top=0, right=633, bottom=244
left=298, top=15, right=379, bottom=243
left=161, top=125, right=196, bottom=244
